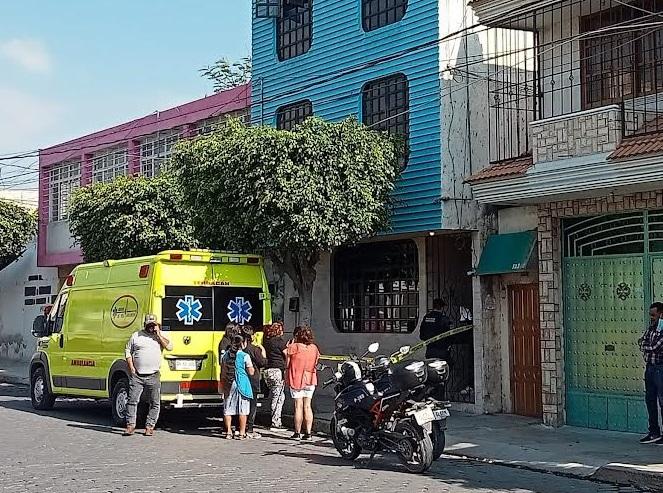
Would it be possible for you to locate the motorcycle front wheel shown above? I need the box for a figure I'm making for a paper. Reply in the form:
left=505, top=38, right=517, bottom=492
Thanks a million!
left=394, top=420, right=434, bottom=474
left=330, top=416, right=362, bottom=460
left=431, top=421, right=446, bottom=461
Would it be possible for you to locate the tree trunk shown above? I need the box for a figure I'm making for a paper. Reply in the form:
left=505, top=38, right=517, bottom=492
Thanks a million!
left=271, top=250, right=319, bottom=328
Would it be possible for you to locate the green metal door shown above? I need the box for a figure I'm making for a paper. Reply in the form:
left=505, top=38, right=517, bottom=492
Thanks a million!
left=563, top=212, right=651, bottom=433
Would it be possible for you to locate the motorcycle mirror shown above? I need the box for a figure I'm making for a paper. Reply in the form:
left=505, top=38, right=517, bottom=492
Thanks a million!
left=399, top=345, right=410, bottom=355
left=368, top=342, right=380, bottom=353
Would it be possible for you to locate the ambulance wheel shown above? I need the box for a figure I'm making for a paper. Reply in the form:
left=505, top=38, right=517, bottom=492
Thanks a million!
left=31, top=366, right=55, bottom=410
left=111, top=377, right=130, bottom=427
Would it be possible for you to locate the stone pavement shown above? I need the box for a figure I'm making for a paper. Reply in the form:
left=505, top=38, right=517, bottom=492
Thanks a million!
left=2, top=359, right=661, bottom=491
left=0, top=382, right=646, bottom=493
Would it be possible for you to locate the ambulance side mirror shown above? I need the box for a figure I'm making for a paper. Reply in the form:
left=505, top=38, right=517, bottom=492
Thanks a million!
left=32, top=315, right=48, bottom=337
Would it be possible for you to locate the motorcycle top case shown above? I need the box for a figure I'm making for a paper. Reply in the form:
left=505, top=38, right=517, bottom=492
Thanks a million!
left=424, top=359, right=449, bottom=386
left=391, top=360, right=428, bottom=391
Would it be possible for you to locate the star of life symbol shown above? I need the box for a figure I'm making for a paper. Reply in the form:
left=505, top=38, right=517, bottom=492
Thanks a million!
left=228, top=297, right=252, bottom=324
left=175, top=295, right=203, bottom=326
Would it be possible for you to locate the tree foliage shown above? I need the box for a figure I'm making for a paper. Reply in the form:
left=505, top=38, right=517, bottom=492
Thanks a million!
left=69, top=174, right=196, bottom=263
left=0, top=199, right=36, bottom=270
left=200, top=57, right=252, bottom=93
left=173, top=117, right=402, bottom=323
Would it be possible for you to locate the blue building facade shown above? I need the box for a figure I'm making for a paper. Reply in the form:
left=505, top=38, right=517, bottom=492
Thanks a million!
left=252, top=0, right=443, bottom=234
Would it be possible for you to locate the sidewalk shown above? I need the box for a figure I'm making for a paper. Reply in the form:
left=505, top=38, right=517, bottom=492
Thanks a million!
left=0, top=357, right=29, bottom=386
left=280, top=394, right=663, bottom=491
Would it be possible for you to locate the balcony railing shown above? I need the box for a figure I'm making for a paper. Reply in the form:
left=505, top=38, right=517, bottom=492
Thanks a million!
left=480, top=0, right=663, bottom=163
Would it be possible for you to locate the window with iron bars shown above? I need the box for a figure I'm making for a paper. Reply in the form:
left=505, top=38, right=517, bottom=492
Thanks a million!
left=276, top=100, right=313, bottom=130
left=362, top=0, right=408, bottom=32
left=333, top=240, right=419, bottom=333
left=49, top=161, right=81, bottom=222
left=92, top=147, right=128, bottom=183
left=362, top=73, right=409, bottom=166
left=581, top=0, right=663, bottom=111
left=277, top=0, right=312, bottom=61
left=140, top=129, right=181, bottom=178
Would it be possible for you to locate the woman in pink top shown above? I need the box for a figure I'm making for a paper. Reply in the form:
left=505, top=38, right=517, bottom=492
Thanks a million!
left=285, top=326, right=320, bottom=441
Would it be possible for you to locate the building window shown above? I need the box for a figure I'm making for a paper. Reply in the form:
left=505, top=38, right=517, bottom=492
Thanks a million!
left=140, top=129, right=181, bottom=178
left=92, top=147, right=128, bottom=183
left=49, top=160, right=81, bottom=222
left=277, top=0, right=312, bottom=61
left=362, top=0, right=408, bottom=32
left=333, top=240, right=419, bottom=333
left=362, top=73, right=409, bottom=166
left=581, top=1, right=663, bottom=109
left=276, top=100, right=313, bottom=130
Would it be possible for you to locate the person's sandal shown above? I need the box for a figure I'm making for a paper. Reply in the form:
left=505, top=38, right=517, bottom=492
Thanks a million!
left=225, top=432, right=233, bottom=440
left=237, top=434, right=247, bottom=440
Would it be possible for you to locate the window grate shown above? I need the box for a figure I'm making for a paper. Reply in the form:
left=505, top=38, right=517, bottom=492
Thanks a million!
left=362, top=73, right=409, bottom=167
left=49, top=160, right=81, bottom=222
left=140, top=128, right=181, bottom=178
left=333, top=240, right=419, bottom=333
left=277, top=0, right=312, bottom=61
left=92, top=146, right=128, bottom=183
left=362, top=0, right=408, bottom=32
left=276, top=100, right=313, bottom=130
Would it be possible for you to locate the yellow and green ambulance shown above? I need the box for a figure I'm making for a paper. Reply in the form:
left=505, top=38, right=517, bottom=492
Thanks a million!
left=29, top=250, right=271, bottom=426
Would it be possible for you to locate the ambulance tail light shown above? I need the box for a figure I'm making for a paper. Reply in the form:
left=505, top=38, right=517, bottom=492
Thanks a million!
left=247, top=257, right=260, bottom=264
left=139, top=265, right=150, bottom=278
left=65, top=275, right=74, bottom=287
left=169, top=253, right=183, bottom=261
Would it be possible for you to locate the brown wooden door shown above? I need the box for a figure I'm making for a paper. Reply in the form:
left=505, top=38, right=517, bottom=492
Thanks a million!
left=509, top=284, right=543, bottom=418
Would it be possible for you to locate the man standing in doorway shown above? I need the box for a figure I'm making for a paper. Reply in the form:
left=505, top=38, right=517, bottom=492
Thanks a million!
left=639, top=302, right=663, bottom=444
left=419, top=298, right=452, bottom=360
left=124, top=314, right=173, bottom=436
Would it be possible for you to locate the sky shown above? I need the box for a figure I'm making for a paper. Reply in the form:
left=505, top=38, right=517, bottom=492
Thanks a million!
left=0, top=0, right=252, bottom=199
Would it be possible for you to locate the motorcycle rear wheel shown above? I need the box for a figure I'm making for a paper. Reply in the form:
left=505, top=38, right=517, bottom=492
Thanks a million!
left=330, top=417, right=362, bottom=460
left=394, top=421, right=434, bottom=474
left=431, top=421, right=446, bottom=461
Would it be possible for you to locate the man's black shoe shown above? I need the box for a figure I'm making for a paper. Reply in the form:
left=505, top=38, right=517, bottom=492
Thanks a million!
left=640, top=433, right=660, bottom=444
left=654, top=436, right=663, bottom=445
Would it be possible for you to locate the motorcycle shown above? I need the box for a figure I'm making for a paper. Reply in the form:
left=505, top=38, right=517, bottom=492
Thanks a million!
left=368, top=345, right=451, bottom=461
left=324, top=342, right=442, bottom=474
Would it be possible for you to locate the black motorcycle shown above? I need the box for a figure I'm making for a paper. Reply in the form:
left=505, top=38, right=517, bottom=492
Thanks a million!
left=365, top=346, right=451, bottom=461
left=324, top=343, right=438, bottom=474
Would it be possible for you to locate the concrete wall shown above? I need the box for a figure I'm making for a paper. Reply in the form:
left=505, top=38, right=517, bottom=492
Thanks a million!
left=0, top=241, right=59, bottom=362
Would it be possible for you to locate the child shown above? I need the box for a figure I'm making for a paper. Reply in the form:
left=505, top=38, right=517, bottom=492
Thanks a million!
left=220, top=334, right=254, bottom=439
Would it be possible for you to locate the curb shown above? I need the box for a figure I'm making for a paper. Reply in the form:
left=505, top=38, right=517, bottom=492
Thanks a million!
left=592, top=463, right=663, bottom=491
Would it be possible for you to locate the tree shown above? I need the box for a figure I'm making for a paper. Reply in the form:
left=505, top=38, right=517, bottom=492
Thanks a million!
left=0, top=199, right=36, bottom=270
left=200, top=57, right=252, bottom=93
left=173, top=117, right=403, bottom=325
left=69, top=174, right=196, bottom=263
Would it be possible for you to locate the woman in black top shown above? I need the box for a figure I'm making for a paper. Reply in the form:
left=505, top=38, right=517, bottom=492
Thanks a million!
left=240, top=325, right=266, bottom=438
left=263, top=322, right=287, bottom=431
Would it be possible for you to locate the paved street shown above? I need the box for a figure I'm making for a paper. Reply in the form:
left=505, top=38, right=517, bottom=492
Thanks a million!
left=0, top=383, right=646, bottom=493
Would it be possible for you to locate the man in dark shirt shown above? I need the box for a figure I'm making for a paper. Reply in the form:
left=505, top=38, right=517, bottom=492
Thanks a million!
left=419, top=298, right=452, bottom=360
left=640, top=302, right=663, bottom=444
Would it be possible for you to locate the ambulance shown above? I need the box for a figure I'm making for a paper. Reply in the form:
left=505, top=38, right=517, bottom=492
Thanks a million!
left=29, top=250, right=271, bottom=426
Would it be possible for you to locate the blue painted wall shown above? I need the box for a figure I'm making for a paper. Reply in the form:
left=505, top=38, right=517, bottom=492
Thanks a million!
left=252, top=0, right=442, bottom=234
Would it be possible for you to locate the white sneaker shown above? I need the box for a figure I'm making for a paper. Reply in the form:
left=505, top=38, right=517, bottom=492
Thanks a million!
left=248, top=432, right=262, bottom=439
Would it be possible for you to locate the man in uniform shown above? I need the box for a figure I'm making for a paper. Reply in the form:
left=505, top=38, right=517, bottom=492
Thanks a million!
left=419, top=298, right=451, bottom=360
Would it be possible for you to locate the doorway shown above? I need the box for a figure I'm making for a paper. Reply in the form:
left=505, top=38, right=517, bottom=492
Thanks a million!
left=509, top=283, right=543, bottom=418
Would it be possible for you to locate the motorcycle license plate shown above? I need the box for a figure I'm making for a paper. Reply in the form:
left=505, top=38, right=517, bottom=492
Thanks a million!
left=414, top=407, right=435, bottom=425
left=175, top=359, right=198, bottom=371
left=433, top=409, right=450, bottom=420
